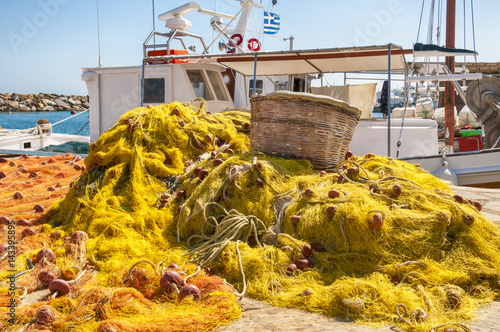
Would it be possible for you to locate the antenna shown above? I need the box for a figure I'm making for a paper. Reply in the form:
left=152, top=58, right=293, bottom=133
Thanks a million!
left=158, top=1, right=200, bottom=31
left=96, top=0, right=103, bottom=67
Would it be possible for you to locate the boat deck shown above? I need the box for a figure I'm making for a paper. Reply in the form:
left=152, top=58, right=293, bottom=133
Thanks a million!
left=217, top=186, right=500, bottom=332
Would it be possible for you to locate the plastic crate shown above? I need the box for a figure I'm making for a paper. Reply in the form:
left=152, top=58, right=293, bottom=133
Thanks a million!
left=459, top=129, right=482, bottom=137
left=458, top=135, right=483, bottom=152
left=147, top=49, right=188, bottom=64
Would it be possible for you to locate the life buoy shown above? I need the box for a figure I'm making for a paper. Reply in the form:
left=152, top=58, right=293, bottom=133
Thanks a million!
left=229, top=34, right=243, bottom=47
left=247, top=38, right=261, bottom=51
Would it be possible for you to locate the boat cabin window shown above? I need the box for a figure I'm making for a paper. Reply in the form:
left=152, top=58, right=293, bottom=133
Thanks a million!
left=207, top=70, right=230, bottom=101
left=143, top=78, right=165, bottom=103
left=249, top=79, right=263, bottom=96
left=187, top=70, right=214, bottom=100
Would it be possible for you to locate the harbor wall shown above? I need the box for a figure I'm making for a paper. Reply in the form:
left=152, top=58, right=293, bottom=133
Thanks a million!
left=0, top=93, right=89, bottom=112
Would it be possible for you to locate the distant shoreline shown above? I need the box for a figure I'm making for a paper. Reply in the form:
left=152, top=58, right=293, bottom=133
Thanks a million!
left=0, top=93, right=89, bottom=113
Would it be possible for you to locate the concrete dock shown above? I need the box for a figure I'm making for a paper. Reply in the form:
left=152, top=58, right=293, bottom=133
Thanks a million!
left=217, top=185, right=500, bottom=332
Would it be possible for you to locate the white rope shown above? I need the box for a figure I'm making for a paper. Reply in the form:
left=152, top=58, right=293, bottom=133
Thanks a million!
left=51, top=109, right=89, bottom=127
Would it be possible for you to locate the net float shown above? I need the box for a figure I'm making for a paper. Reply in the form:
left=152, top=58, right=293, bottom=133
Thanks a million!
left=22, top=228, right=36, bottom=237
left=198, top=169, right=209, bottom=180
left=205, top=134, right=212, bottom=143
left=34, top=204, right=45, bottom=212
left=346, top=167, right=358, bottom=175
left=285, top=264, right=297, bottom=276
left=210, top=151, right=217, bottom=158
left=472, top=201, right=482, bottom=211
left=38, top=270, right=57, bottom=284
left=213, top=158, right=223, bottom=167
left=178, top=284, right=201, bottom=301
left=50, top=231, right=61, bottom=240
left=160, top=271, right=183, bottom=292
left=49, top=279, right=70, bottom=297
left=303, top=244, right=312, bottom=257
left=0, top=171, right=6, bottom=179
left=178, top=119, right=185, bottom=127
left=453, top=194, right=464, bottom=203
left=302, top=289, right=312, bottom=296
left=193, top=167, right=201, bottom=177
left=0, top=216, right=10, bottom=225
left=35, top=305, right=56, bottom=325
left=462, top=213, right=475, bottom=226
left=325, top=205, right=338, bottom=218
left=21, top=153, right=28, bottom=159
left=296, top=258, right=313, bottom=270
left=345, top=151, right=353, bottom=159
left=16, top=219, right=31, bottom=226
left=171, top=107, right=180, bottom=116
left=392, top=184, right=402, bottom=197
left=255, top=178, right=263, bottom=187
left=302, top=188, right=314, bottom=196
left=37, top=248, right=55, bottom=263
left=291, top=215, right=301, bottom=224
left=9, top=161, right=15, bottom=166
left=224, top=148, right=234, bottom=154
left=176, top=190, right=186, bottom=201
left=14, top=191, right=24, bottom=199
left=311, top=242, right=325, bottom=252
left=168, top=263, right=178, bottom=269
left=47, top=186, right=56, bottom=191
left=446, top=289, right=461, bottom=307
left=242, top=122, right=250, bottom=129
left=319, top=170, right=327, bottom=177
left=368, top=213, right=384, bottom=230
left=328, top=189, right=340, bottom=198
left=0, top=157, right=7, bottom=163
left=0, top=243, right=8, bottom=253
left=71, top=230, right=89, bottom=244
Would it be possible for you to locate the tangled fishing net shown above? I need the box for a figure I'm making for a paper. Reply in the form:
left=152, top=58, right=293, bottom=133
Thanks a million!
left=1, top=98, right=499, bottom=332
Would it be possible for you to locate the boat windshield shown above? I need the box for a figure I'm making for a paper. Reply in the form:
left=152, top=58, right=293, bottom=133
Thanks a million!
left=187, top=70, right=214, bottom=100
left=207, top=70, right=230, bottom=101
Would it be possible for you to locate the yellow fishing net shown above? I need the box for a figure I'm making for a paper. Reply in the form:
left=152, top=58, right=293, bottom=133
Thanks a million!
left=1, top=98, right=499, bottom=332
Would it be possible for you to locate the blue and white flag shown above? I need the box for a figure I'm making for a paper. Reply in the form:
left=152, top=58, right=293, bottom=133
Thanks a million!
left=263, top=12, right=280, bottom=34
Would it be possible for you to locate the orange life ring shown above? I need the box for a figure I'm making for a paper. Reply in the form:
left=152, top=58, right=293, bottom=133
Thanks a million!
left=247, top=38, right=261, bottom=51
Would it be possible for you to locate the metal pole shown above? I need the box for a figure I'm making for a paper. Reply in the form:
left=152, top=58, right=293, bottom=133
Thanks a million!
left=141, top=59, right=146, bottom=106
left=253, top=53, right=257, bottom=96
left=445, top=0, right=456, bottom=152
left=388, top=43, right=392, bottom=157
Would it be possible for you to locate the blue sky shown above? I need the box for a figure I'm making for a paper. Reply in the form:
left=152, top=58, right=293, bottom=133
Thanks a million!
left=0, top=0, right=498, bottom=95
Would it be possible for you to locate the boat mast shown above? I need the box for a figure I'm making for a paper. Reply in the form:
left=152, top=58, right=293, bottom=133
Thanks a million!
left=445, top=0, right=456, bottom=152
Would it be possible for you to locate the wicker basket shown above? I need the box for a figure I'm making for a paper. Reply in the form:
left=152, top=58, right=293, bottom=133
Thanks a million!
left=250, top=91, right=362, bottom=170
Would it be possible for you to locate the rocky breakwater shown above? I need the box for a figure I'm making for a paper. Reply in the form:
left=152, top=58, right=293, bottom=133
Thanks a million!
left=0, top=92, right=89, bottom=112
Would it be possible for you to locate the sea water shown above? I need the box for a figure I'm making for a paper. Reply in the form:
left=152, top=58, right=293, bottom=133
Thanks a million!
left=0, top=111, right=90, bottom=136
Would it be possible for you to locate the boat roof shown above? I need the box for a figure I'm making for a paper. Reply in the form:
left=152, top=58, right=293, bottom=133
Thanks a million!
left=142, top=44, right=412, bottom=76
left=214, top=44, right=412, bottom=76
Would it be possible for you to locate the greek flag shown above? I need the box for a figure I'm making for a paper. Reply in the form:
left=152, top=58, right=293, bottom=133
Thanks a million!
left=263, top=12, right=280, bottom=34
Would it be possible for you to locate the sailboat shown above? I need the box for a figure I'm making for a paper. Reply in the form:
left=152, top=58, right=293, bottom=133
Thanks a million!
left=81, top=0, right=500, bottom=187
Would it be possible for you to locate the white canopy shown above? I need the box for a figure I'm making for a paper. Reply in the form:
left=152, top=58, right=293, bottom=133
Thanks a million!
left=215, top=44, right=411, bottom=76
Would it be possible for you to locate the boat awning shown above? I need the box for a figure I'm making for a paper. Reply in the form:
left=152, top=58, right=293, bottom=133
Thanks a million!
left=214, top=44, right=412, bottom=76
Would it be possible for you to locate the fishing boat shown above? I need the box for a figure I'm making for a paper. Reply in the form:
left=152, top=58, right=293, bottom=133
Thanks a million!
left=0, top=115, right=90, bottom=154
left=80, top=0, right=500, bottom=187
